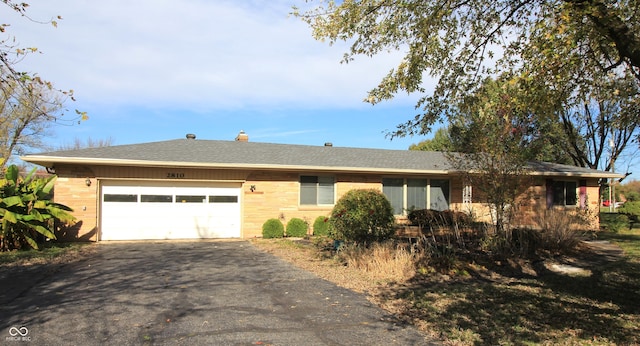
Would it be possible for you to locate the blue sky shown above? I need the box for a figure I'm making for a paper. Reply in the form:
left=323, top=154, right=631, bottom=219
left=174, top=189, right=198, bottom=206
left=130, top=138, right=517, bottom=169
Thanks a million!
left=4, top=1, right=430, bottom=152
left=4, top=1, right=638, bottom=178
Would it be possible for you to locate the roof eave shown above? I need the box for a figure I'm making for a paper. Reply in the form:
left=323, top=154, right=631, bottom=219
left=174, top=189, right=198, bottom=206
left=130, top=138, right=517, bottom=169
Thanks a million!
left=528, top=171, right=623, bottom=179
left=20, top=155, right=451, bottom=175
left=21, top=155, right=622, bottom=179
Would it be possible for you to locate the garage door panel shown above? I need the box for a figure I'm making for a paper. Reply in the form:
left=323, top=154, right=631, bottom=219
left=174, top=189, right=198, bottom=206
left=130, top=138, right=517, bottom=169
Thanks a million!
left=101, top=182, right=241, bottom=240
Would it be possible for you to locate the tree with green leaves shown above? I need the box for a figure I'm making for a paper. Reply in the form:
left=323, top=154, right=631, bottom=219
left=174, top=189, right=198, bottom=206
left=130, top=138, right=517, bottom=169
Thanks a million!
left=408, top=127, right=452, bottom=152
left=447, top=77, right=535, bottom=235
left=409, top=120, right=576, bottom=164
left=0, top=1, right=86, bottom=168
left=0, top=164, right=75, bottom=251
left=294, top=0, right=640, bottom=170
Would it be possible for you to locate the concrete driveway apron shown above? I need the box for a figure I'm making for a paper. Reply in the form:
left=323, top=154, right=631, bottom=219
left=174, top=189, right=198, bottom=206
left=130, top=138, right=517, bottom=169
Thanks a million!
left=0, top=241, right=438, bottom=345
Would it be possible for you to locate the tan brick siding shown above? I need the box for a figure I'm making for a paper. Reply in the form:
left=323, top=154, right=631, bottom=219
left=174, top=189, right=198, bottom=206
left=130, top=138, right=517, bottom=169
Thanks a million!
left=50, top=164, right=604, bottom=240
left=53, top=177, right=99, bottom=241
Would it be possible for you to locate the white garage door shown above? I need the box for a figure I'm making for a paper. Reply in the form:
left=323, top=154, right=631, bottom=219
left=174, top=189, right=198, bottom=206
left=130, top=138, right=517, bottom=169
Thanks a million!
left=100, top=181, right=241, bottom=240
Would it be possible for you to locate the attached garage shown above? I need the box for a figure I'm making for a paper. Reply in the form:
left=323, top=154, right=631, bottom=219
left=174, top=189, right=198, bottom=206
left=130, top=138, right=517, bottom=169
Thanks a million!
left=100, top=181, right=241, bottom=240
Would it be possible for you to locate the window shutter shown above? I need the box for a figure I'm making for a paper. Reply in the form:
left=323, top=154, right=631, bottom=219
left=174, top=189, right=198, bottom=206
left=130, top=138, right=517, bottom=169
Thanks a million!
left=579, top=179, right=587, bottom=209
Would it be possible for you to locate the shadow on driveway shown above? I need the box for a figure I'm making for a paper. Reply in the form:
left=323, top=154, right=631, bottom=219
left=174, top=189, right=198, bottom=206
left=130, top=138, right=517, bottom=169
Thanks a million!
left=0, top=241, right=437, bottom=345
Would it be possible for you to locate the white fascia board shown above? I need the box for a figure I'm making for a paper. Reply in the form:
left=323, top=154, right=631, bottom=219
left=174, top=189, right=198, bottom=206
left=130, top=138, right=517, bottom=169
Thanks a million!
left=20, top=155, right=450, bottom=175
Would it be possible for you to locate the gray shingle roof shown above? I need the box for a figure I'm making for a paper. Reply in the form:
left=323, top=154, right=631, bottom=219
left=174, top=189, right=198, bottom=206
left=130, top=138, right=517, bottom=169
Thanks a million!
left=21, top=138, right=620, bottom=178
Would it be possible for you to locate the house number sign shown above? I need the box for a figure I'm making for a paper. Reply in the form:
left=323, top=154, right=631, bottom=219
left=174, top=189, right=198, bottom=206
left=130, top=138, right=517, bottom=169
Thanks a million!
left=166, top=172, right=185, bottom=179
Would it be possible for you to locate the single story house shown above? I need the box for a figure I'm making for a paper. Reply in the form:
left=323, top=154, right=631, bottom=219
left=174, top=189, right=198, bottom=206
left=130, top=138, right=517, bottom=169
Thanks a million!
left=21, top=131, right=621, bottom=241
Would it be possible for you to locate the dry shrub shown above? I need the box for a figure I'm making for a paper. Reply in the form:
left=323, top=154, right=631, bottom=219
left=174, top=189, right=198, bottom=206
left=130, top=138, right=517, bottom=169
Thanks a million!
left=335, top=241, right=417, bottom=283
left=410, top=236, right=460, bottom=273
left=534, top=208, right=586, bottom=253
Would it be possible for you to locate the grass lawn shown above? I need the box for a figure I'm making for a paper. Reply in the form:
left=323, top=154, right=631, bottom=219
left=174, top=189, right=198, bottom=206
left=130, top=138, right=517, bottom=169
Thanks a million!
left=253, top=229, right=640, bottom=345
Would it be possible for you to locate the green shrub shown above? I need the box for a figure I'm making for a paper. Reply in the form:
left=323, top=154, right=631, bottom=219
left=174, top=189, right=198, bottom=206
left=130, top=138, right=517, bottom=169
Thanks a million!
left=601, top=213, right=630, bottom=233
left=312, top=216, right=330, bottom=236
left=286, top=218, right=308, bottom=237
left=262, top=218, right=284, bottom=238
left=625, top=191, right=640, bottom=202
left=618, top=201, right=640, bottom=223
left=329, top=189, right=395, bottom=244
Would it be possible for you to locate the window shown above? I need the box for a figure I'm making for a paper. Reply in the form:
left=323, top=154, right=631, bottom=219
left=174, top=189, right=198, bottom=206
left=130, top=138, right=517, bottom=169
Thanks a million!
left=209, top=195, right=238, bottom=203
left=552, top=181, right=577, bottom=206
left=300, top=175, right=334, bottom=205
left=176, top=195, right=206, bottom=203
left=407, top=179, right=427, bottom=210
left=382, top=178, right=450, bottom=215
left=104, top=194, right=137, bottom=202
left=141, top=194, right=173, bottom=203
left=430, top=180, right=450, bottom=211
left=382, top=178, right=404, bottom=214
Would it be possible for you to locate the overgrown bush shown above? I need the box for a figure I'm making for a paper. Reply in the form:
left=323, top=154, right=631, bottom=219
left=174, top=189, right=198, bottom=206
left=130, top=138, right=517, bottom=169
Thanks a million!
left=262, top=218, right=284, bottom=238
left=534, top=208, right=584, bottom=254
left=413, top=237, right=460, bottom=273
left=312, top=216, right=330, bottom=236
left=286, top=218, right=308, bottom=237
left=329, top=189, right=395, bottom=244
left=1, top=165, right=76, bottom=251
left=408, top=209, right=473, bottom=229
left=334, top=241, right=416, bottom=281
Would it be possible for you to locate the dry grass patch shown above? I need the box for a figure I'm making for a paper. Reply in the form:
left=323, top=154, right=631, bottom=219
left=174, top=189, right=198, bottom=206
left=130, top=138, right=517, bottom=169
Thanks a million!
left=0, top=242, right=96, bottom=266
left=252, top=238, right=419, bottom=292
left=251, top=233, right=640, bottom=345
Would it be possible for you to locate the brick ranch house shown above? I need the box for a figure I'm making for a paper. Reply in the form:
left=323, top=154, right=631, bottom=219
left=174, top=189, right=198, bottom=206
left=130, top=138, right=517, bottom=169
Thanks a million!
left=21, top=132, right=621, bottom=241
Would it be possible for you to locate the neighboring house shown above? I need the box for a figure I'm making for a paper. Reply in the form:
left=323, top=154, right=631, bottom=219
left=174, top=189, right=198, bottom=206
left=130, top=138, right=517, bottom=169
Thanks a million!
left=20, top=131, right=621, bottom=241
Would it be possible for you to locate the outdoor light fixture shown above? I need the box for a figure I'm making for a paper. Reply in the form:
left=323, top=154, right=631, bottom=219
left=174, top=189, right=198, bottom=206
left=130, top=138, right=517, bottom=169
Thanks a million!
left=250, top=185, right=256, bottom=192
left=85, top=177, right=92, bottom=187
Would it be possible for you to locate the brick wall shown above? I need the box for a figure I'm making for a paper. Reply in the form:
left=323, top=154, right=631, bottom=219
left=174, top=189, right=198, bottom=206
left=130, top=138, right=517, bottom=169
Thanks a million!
left=49, top=164, right=604, bottom=241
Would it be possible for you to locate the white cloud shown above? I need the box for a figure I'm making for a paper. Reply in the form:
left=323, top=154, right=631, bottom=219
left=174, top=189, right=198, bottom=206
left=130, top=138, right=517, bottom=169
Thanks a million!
left=4, top=0, right=410, bottom=112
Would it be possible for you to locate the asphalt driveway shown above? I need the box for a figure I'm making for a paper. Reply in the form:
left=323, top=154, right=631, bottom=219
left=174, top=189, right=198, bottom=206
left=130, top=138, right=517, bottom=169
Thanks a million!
left=0, top=241, right=436, bottom=345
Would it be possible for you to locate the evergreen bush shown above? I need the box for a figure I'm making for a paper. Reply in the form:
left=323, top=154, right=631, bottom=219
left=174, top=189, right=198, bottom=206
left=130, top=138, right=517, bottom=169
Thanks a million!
left=286, top=218, right=308, bottom=237
left=601, top=213, right=630, bottom=233
left=262, top=218, right=284, bottom=238
left=618, top=201, right=640, bottom=223
left=312, top=215, right=330, bottom=236
left=329, top=189, right=395, bottom=244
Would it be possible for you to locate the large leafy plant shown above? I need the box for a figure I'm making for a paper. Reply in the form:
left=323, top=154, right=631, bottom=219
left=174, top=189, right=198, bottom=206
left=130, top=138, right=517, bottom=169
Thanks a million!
left=0, top=165, right=75, bottom=251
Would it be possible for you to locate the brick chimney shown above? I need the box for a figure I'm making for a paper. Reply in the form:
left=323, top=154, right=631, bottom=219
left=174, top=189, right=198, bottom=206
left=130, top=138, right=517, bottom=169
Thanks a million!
left=235, top=130, right=249, bottom=142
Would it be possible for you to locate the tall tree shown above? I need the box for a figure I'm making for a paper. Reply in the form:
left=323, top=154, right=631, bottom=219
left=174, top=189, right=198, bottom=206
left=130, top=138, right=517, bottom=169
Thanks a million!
left=447, top=77, right=535, bottom=235
left=0, top=1, right=86, bottom=168
left=294, top=0, right=640, bottom=156
left=408, top=127, right=452, bottom=152
left=0, top=81, right=63, bottom=168
left=57, top=137, right=115, bottom=151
